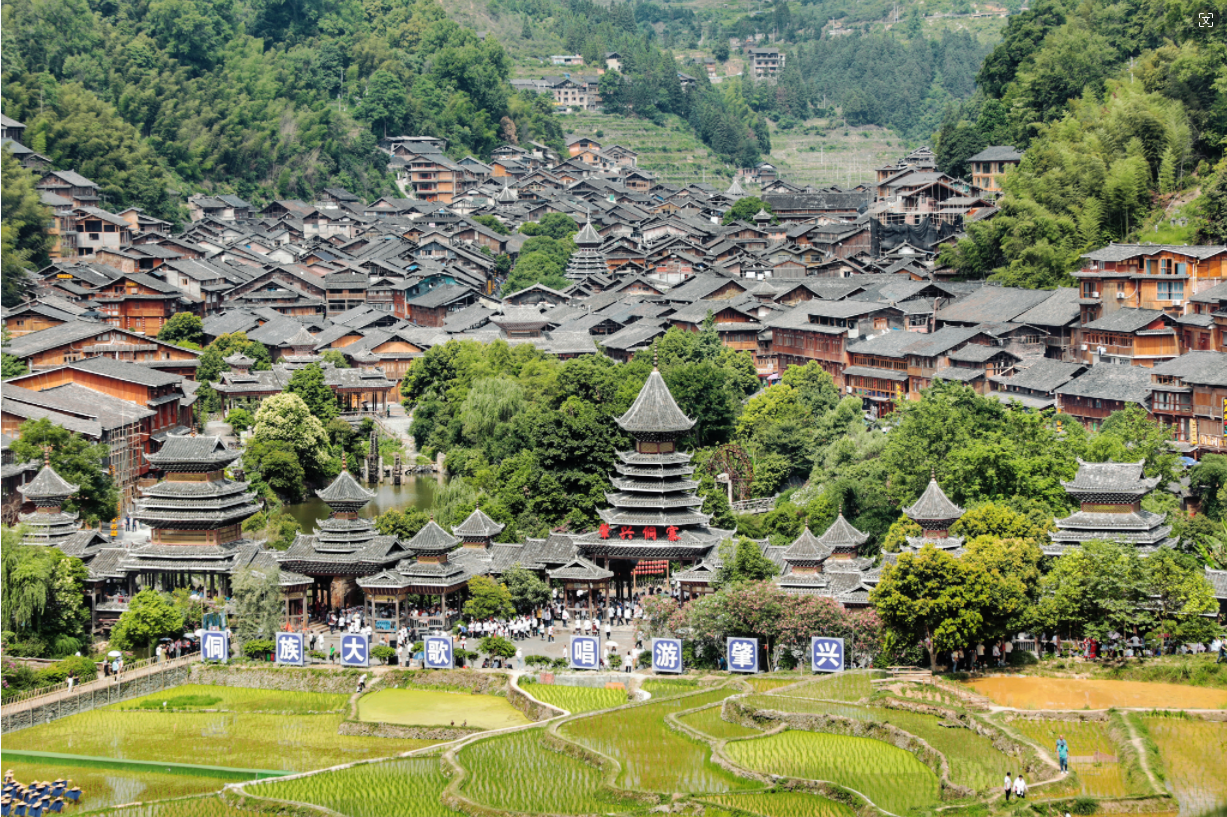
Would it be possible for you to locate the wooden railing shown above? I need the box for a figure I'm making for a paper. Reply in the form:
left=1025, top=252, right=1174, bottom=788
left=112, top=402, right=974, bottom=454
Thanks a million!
left=1, top=653, right=198, bottom=709
left=730, top=496, right=777, bottom=513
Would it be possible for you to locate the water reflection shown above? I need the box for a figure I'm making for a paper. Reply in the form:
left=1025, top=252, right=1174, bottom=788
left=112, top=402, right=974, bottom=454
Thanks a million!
left=284, top=474, right=447, bottom=530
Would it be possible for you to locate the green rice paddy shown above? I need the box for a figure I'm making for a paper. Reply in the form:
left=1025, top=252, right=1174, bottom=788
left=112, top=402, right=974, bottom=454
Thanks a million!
left=745, top=677, right=805, bottom=693
left=356, top=687, right=531, bottom=729
left=254, top=757, right=452, bottom=817
left=736, top=698, right=1010, bottom=792
left=0, top=761, right=234, bottom=813
left=458, top=728, right=638, bottom=814
left=4, top=708, right=433, bottom=771
left=116, top=684, right=347, bottom=713
left=725, top=731, right=942, bottom=814
left=642, top=678, right=701, bottom=698
left=678, top=705, right=763, bottom=740
left=703, top=791, right=857, bottom=817
left=563, top=688, right=759, bottom=793
left=519, top=681, right=630, bottom=713
left=1143, top=717, right=1227, bottom=815
left=62, top=795, right=262, bottom=817
left=1007, top=718, right=1137, bottom=799
left=784, top=672, right=882, bottom=702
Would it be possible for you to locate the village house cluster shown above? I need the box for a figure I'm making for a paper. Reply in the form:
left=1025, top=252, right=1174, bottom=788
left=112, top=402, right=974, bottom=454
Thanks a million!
left=4, top=117, right=1227, bottom=616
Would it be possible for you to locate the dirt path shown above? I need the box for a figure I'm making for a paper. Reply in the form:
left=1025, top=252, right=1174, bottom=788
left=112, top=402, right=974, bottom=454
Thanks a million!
left=1120, top=713, right=1163, bottom=795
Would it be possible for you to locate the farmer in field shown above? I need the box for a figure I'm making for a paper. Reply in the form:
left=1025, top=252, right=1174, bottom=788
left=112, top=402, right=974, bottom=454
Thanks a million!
left=1012, top=774, right=1027, bottom=800
left=1056, top=735, right=1069, bottom=773
left=1003, top=772, right=1013, bottom=802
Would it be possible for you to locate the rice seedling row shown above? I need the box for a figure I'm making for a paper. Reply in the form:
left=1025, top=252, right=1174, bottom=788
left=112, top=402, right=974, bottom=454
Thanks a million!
left=703, top=791, right=857, bottom=817
left=724, top=731, right=941, bottom=815
left=518, top=682, right=630, bottom=713
left=1143, top=717, right=1227, bottom=816
left=3, top=710, right=432, bottom=771
left=745, top=696, right=1010, bottom=792
left=642, top=679, right=700, bottom=698
left=254, top=757, right=453, bottom=817
left=68, top=795, right=260, bottom=817
left=458, top=728, right=638, bottom=814
left=356, top=688, right=531, bottom=729
left=0, top=760, right=232, bottom=813
left=113, top=684, right=347, bottom=714
left=678, top=706, right=763, bottom=740
left=563, top=688, right=759, bottom=793
left=782, top=673, right=882, bottom=703
left=745, top=678, right=805, bottom=693
left=1007, top=719, right=1135, bottom=799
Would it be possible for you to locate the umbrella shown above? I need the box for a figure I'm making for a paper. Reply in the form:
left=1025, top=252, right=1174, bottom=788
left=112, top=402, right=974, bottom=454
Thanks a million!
left=159, top=637, right=173, bottom=642
left=605, top=640, right=619, bottom=650
left=107, top=650, right=122, bottom=658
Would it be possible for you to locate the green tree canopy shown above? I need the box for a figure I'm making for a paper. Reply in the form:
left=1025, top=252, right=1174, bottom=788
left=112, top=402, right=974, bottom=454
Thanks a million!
left=287, top=363, right=340, bottom=424
left=721, top=197, right=776, bottom=225
left=463, top=575, right=515, bottom=620
left=10, top=418, right=120, bottom=524
left=157, top=313, right=205, bottom=347
left=251, top=393, right=332, bottom=478
left=110, top=589, right=185, bottom=653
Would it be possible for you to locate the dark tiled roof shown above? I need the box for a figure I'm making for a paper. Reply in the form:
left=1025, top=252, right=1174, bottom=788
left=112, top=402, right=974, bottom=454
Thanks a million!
left=316, top=469, right=375, bottom=508
left=548, top=555, right=614, bottom=581
left=1061, top=460, right=1161, bottom=495
left=406, top=520, right=461, bottom=553
left=783, top=527, right=833, bottom=563
left=453, top=508, right=506, bottom=537
left=1082, top=308, right=1170, bottom=333
left=1055, top=364, right=1154, bottom=403
left=967, top=146, right=1023, bottom=162
left=904, top=477, right=963, bottom=522
left=18, top=464, right=79, bottom=501
left=616, top=369, right=695, bottom=434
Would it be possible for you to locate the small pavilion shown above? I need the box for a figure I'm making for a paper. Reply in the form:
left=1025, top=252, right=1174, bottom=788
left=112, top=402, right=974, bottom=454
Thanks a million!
left=549, top=555, right=614, bottom=616
left=902, top=475, right=966, bottom=553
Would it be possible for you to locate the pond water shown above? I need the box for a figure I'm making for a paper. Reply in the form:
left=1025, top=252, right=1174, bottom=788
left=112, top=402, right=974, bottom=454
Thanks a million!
left=284, top=474, right=447, bottom=530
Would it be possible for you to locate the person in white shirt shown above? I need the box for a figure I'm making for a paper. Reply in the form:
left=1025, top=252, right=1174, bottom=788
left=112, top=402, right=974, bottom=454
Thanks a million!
left=1004, top=772, right=1013, bottom=802
left=1013, top=774, right=1027, bottom=800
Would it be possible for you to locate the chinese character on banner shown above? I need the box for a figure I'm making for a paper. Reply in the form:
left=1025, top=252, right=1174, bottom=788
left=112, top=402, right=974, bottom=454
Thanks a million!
left=727, top=637, right=758, bottom=673
left=340, top=633, right=369, bottom=667
left=652, top=638, right=683, bottom=673
left=811, top=637, right=844, bottom=673
left=666, top=525, right=679, bottom=542
left=275, top=632, right=304, bottom=666
left=570, top=636, right=600, bottom=670
left=203, top=631, right=229, bottom=662
left=424, top=636, right=453, bottom=669
left=620, top=526, right=634, bottom=540
left=644, top=526, right=657, bottom=541
left=599, top=523, right=610, bottom=539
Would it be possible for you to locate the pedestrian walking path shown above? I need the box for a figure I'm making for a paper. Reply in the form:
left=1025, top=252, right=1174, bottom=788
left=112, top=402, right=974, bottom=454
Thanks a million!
left=2, top=653, right=198, bottom=717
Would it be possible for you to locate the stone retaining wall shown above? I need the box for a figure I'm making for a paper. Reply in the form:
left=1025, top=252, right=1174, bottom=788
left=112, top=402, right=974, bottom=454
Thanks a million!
left=337, top=721, right=477, bottom=741
left=189, top=663, right=362, bottom=694
left=2, top=665, right=192, bottom=734
left=382, top=669, right=508, bottom=695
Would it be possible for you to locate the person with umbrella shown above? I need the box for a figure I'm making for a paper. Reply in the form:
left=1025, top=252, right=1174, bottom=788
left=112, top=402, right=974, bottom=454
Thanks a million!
left=108, top=650, right=123, bottom=681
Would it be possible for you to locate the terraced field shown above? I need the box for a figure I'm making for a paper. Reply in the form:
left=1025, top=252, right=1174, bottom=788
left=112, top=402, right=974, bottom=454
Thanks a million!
left=563, top=688, right=759, bottom=793
left=1143, top=716, right=1227, bottom=816
left=519, top=681, right=630, bottom=713
left=725, top=730, right=942, bottom=814
left=1007, top=719, right=1136, bottom=798
left=458, top=728, right=639, bottom=814
left=703, top=791, right=857, bottom=817
left=737, top=697, right=1011, bottom=792
left=255, top=757, right=451, bottom=817
left=678, top=705, right=763, bottom=740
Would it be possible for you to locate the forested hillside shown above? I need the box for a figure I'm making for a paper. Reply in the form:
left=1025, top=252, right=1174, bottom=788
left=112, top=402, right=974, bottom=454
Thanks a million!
left=750, top=30, right=992, bottom=143
left=0, top=0, right=564, bottom=221
left=935, top=0, right=1227, bottom=287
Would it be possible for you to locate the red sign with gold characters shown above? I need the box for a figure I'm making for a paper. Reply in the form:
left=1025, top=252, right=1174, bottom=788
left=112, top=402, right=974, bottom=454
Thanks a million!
left=597, top=525, right=682, bottom=541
